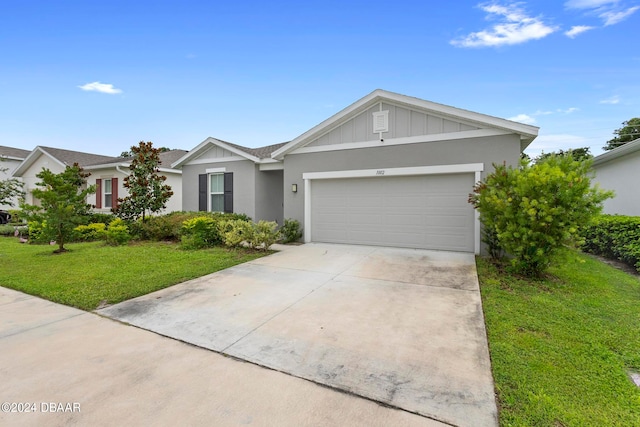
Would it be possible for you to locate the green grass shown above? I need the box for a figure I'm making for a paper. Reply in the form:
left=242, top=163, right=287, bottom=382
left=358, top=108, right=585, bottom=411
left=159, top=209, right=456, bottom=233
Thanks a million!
left=0, top=238, right=269, bottom=311
left=477, top=248, right=640, bottom=426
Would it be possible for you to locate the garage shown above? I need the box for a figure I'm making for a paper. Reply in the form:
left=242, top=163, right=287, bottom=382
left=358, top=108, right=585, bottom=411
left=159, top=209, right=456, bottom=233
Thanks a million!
left=308, top=172, right=476, bottom=252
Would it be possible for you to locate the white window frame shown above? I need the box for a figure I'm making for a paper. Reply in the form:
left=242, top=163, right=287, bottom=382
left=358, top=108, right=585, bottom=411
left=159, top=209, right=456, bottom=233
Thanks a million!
left=104, top=178, right=113, bottom=209
left=209, top=173, right=224, bottom=212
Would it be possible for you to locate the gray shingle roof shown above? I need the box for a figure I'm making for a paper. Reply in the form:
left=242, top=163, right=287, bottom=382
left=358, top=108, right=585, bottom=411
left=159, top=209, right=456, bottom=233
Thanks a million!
left=40, top=146, right=118, bottom=167
left=0, top=145, right=31, bottom=160
left=224, top=140, right=289, bottom=159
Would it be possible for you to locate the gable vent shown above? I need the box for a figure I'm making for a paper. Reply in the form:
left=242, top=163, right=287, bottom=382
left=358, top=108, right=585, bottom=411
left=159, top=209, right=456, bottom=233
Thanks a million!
left=373, top=110, right=389, bottom=133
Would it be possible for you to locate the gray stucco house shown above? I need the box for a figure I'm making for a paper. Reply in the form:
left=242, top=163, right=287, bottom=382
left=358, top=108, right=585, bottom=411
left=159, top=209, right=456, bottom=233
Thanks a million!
left=174, top=89, right=538, bottom=254
left=592, top=138, right=640, bottom=216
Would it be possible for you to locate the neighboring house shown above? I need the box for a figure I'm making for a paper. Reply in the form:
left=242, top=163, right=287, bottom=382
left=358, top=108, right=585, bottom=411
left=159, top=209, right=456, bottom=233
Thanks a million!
left=176, top=89, right=539, bottom=254
left=0, top=145, right=30, bottom=210
left=12, top=146, right=186, bottom=215
left=85, top=149, right=187, bottom=214
left=592, top=138, right=640, bottom=216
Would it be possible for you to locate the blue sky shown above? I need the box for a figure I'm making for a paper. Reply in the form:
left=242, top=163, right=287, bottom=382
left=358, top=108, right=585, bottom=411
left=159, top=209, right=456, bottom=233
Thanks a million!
left=1, top=0, right=638, bottom=157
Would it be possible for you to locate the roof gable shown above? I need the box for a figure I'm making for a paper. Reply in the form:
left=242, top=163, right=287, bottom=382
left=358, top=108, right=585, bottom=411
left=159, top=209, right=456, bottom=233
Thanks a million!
left=172, top=137, right=286, bottom=168
left=272, top=89, right=539, bottom=160
left=13, top=146, right=118, bottom=177
left=593, top=138, right=640, bottom=167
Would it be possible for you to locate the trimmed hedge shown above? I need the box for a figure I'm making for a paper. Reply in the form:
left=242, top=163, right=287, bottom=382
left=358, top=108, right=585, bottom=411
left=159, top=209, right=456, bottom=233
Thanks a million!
left=581, top=215, right=640, bottom=272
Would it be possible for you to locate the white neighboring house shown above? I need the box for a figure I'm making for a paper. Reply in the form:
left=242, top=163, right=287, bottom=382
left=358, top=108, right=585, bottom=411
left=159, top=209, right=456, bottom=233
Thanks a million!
left=592, top=138, right=640, bottom=216
left=0, top=145, right=30, bottom=211
left=11, top=146, right=186, bottom=215
left=84, top=149, right=186, bottom=214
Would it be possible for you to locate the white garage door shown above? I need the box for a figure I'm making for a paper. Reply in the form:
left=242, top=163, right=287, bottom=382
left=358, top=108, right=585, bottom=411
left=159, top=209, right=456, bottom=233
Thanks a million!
left=310, top=173, right=475, bottom=252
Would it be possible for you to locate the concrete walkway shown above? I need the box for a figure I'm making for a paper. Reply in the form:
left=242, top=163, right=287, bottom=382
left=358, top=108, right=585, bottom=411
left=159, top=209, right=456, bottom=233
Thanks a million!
left=0, top=287, right=446, bottom=427
left=98, top=243, right=498, bottom=426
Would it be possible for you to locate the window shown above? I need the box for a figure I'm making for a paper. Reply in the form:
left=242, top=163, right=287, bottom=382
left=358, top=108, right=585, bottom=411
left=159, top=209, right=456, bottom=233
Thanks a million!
left=209, top=174, right=224, bottom=212
left=104, top=179, right=113, bottom=208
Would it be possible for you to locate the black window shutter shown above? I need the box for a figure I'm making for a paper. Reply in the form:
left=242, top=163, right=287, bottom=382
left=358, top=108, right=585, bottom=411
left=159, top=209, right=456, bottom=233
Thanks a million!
left=198, top=174, right=207, bottom=211
left=224, top=172, right=233, bottom=213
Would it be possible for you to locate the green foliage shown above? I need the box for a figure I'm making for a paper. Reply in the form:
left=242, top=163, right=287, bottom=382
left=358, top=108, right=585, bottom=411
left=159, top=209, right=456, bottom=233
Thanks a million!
left=180, top=216, right=221, bottom=249
left=535, top=147, right=592, bottom=163
left=603, top=117, right=640, bottom=151
left=8, top=209, right=27, bottom=224
left=86, top=212, right=115, bottom=225
left=280, top=218, right=303, bottom=243
left=113, top=141, right=173, bottom=221
left=27, top=220, right=48, bottom=243
left=20, top=164, right=96, bottom=253
left=0, top=224, right=26, bottom=236
left=581, top=215, right=640, bottom=272
left=0, top=159, right=24, bottom=207
left=104, top=218, right=131, bottom=246
left=470, top=155, right=613, bottom=276
left=74, top=223, right=107, bottom=241
left=250, top=220, right=279, bottom=250
left=219, top=219, right=254, bottom=248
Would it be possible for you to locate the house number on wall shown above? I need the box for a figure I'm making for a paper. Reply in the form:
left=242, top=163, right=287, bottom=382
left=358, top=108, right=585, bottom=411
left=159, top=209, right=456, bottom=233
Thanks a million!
left=376, top=170, right=385, bottom=175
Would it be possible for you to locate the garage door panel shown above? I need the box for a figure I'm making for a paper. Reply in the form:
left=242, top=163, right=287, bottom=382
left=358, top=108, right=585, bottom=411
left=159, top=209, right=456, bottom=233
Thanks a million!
left=310, top=174, right=475, bottom=252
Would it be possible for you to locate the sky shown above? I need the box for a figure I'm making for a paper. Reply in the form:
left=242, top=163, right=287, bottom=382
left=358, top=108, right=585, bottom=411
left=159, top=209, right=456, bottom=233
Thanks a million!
left=1, top=0, right=638, bottom=158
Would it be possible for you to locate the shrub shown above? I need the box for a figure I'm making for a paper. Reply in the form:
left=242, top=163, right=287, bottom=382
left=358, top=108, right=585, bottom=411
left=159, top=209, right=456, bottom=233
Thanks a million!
left=181, top=216, right=221, bottom=249
left=8, top=209, right=27, bottom=224
left=470, top=155, right=613, bottom=276
left=27, top=220, right=49, bottom=244
left=219, top=219, right=254, bottom=248
left=105, top=218, right=131, bottom=246
left=280, top=218, right=302, bottom=243
left=86, top=212, right=115, bottom=225
left=0, top=224, right=18, bottom=236
left=250, top=220, right=279, bottom=250
left=581, top=215, right=640, bottom=272
left=74, top=223, right=107, bottom=241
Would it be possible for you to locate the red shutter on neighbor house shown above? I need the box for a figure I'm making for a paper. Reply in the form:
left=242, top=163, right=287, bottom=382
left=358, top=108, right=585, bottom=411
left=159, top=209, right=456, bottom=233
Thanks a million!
left=111, top=177, right=118, bottom=209
left=95, top=179, right=102, bottom=209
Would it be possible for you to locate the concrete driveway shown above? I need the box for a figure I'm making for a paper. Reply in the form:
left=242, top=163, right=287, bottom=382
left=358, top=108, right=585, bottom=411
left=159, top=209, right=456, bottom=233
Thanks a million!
left=98, top=243, right=497, bottom=427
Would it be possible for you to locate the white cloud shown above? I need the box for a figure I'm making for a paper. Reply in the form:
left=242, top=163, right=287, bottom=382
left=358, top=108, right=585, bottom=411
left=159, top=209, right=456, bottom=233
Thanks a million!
left=565, top=25, right=595, bottom=37
left=78, top=82, right=122, bottom=94
left=565, top=0, right=618, bottom=9
left=558, top=107, right=579, bottom=113
left=600, top=95, right=620, bottom=104
left=508, top=113, right=537, bottom=124
left=450, top=3, right=557, bottom=47
left=600, top=6, right=639, bottom=25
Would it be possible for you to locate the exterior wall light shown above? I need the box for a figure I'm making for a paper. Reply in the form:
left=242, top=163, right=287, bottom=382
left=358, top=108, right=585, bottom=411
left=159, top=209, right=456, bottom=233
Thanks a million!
left=292, top=184, right=298, bottom=193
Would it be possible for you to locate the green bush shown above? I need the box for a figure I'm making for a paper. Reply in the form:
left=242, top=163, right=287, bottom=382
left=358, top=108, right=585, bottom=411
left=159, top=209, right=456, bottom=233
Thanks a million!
left=581, top=215, right=640, bottom=272
left=180, top=216, right=221, bottom=249
left=470, top=155, right=613, bottom=276
left=105, top=218, right=131, bottom=246
left=0, top=224, right=18, bottom=236
left=219, top=219, right=254, bottom=248
left=27, top=220, right=50, bottom=244
left=136, top=211, right=253, bottom=242
left=8, top=209, right=27, bottom=224
left=74, top=223, right=107, bottom=241
left=86, top=212, right=115, bottom=225
left=280, top=218, right=302, bottom=243
left=251, top=220, right=279, bottom=250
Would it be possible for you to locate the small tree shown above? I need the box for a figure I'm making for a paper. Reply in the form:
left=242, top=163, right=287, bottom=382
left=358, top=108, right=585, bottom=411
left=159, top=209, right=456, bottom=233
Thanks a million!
left=469, top=154, right=612, bottom=276
left=113, top=141, right=173, bottom=221
left=0, top=158, right=24, bottom=207
left=21, top=164, right=95, bottom=253
left=603, top=118, right=640, bottom=151
left=535, top=147, right=592, bottom=163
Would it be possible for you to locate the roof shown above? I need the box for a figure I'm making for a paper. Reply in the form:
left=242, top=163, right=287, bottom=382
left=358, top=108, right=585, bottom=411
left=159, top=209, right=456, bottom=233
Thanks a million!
left=593, top=138, right=640, bottom=167
left=271, top=89, right=539, bottom=160
left=14, top=146, right=187, bottom=177
left=172, top=138, right=286, bottom=168
left=0, top=145, right=31, bottom=161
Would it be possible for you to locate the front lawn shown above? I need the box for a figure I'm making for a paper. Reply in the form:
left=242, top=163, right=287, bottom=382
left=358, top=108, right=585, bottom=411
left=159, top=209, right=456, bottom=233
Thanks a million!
left=0, top=238, right=269, bottom=310
left=478, top=249, right=640, bottom=426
